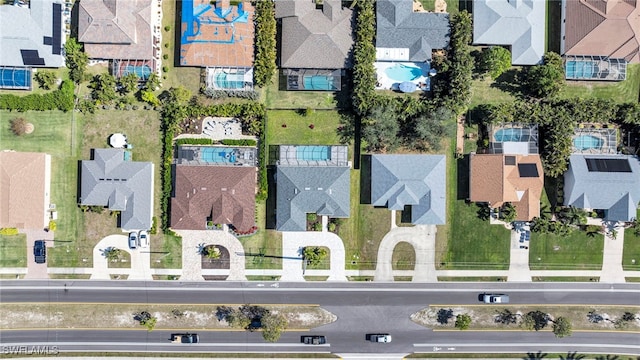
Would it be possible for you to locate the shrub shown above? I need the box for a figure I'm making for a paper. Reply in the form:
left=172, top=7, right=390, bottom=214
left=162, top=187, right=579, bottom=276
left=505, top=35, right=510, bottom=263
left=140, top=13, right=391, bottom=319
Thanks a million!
left=351, top=0, right=377, bottom=116
left=480, top=46, right=511, bottom=79
left=164, top=25, right=171, bottom=31
left=48, top=220, right=57, bottom=231
left=163, top=54, right=169, bottom=60
left=455, top=314, right=472, bottom=330
left=0, top=80, right=74, bottom=112
left=162, top=66, right=169, bottom=73
left=34, top=70, right=57, bottom=90
left=175, top=138, right=214, bottom=146
left=9, top=117, right=29, bottom=136
left=220, top=139, right=257, bottom=146
left=253, top=0, right=277, bottom=87
left=0, top=228, right=19, bottom=236
left=202, top=87, right=259, bottom=100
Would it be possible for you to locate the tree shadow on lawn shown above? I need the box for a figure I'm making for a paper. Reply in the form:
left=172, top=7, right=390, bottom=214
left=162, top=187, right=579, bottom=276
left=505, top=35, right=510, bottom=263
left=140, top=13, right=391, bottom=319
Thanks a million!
left=490, top=68, right=526, bottom=98
left=456, top=155, right=470, bottom=200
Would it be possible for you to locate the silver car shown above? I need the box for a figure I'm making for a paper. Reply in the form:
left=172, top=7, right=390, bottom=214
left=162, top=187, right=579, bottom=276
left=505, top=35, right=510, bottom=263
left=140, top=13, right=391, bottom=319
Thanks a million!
left=128, top=232, right=138, bottom=249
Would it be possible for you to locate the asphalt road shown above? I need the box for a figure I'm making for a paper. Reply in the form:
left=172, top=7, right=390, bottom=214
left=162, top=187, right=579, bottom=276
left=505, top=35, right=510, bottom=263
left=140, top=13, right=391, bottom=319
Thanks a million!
left=1, top=281, right=639, bottom=356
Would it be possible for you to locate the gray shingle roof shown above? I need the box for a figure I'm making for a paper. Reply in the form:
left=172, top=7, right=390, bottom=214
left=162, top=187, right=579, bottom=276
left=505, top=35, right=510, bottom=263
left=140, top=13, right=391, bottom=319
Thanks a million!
left=376, top=0, right=450, bottom=62
left=371, top=154, right=446, bottom=225
left=276, top=0, right=354, bottom=69
left=472, top=0, right=545, bottom=65
left=80, top=149, right=154, bottom=230
left=0, top=1, right=65, bottom=67
left=276, top=165, right=350, bottom=231
left=564, top=155, right=640, bottom=222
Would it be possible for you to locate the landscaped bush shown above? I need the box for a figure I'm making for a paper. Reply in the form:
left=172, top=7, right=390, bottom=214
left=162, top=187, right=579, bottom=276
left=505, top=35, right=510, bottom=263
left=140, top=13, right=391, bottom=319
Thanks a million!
left=253, top=0, right=276, bottom=87
left=0, top=228, right=19, bottom=236
left=202, top=88, right=259, bottom=100
left=0, top=80, right=74, bottom=112
left=175, top=138, right=214, bottom=146
left=443, top=11, right=474, bottom=114
left=351, top=0, right=377, bottom=116
left=220, top=139, right=257, bottom=146
left=34, top=70, right=57, bottom=90
left=9, top=117, right=30, bottom=136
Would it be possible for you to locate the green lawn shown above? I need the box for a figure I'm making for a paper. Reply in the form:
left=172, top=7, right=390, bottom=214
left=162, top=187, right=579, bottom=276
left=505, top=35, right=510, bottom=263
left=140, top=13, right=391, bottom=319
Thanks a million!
left=0, top=234, right=27, bottom=267
left=560, top=64, right=640, bottom=103
left=0, top=67, right=69, bottom=96
left=623, top=210, right=640, bottom=271
left=529, top=230, right=604, bottom=270
left=0, top=110, right=84, bottom=260
left=266, top=110, right=343, bottom=145
left=418, top=0, right=459, bottom=14
left=469, top=76, right=517, bottom=108
left=261, top=73, right=346, bottom=109
left=241, top=200, right=282, bottom=270
left=392, top=241, right=416, bottom=270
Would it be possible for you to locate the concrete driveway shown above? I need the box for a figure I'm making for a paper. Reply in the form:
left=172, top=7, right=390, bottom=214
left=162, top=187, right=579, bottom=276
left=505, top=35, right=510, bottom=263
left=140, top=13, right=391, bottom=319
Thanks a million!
left=23, top=228, right=53, bottom=279
left=374, top=224, right=437, bottom=282
left=91, top=234, right=152, bottom=280
left=281, top=229, right=347, bottom=281
left=174, top=229, right=246, bottom=281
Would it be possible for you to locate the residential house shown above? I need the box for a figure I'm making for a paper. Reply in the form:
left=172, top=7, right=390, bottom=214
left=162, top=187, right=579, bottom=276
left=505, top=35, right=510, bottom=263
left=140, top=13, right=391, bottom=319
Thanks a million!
left=0, top=151, right=52, bottom=229
left=78, top=0, right=162, bottom=78
left=0, top=0, right=65, bottom=89
left=276, top=145, right=350, bottom=231
left=181, top=0, right=255, bottom=90
left=473, top=0, right=545, bottom=65
left=171, top=146, right=257, bottom=232
left=564, top=154, right=640, bottom=222
left=79, top=148, right=154, bottom=231
left=469, top=153, right=544, bottom=222
left=275, top=0, right=354, bottom=91
left=375, top=0, right=450, bottom=63
left=371, top=154, right=446, bottom=225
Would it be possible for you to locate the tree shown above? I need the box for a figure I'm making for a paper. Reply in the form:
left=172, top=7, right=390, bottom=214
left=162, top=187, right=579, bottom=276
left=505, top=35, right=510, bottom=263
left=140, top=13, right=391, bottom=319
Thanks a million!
left=362, top=105, right=400, bottom=152
left=119, top=73, right=139, bottom=95
left=162, top=86, right=192, bottom=104
left=560, top=351, right=585, bottom=360
left=552, top=316, right=572, bottom=338
left=444, top=11, right=473, bottom=114
left=303, top=247, right=328, bottom=267
left=34, top=70, right=57, bottom=90
left=437, top=308, right=454, bottom=324
left=103, top=247, right=121, bottom=262
left=480, top=46, right=512, bottom=79
left=351, top=0, right=376, bottom=115
left=410, top=106, right=455, bottom=151
left=521, top=310, right=549, bottom=331
left=133, top=310, right=157, bottom=331
left=141, top=90, right=160, bottom=107
left=253, top=0, right=277, bottom=87
left=203, top=245, right=221, bottom=260
left=64, top=38, right=89, bottom=84
left=455, top=313, right=471, bottom=330
left=9, top=117, right=31, bottom=136
left=524, top=351, right=547, bottom=360
left=499, top=202, right=517, bottom=223
left=89, top=73, right=117, bottom=103
left=144, top=72, right=161, bottom=91
left=559, top=206, right=588, bottom=226
left=261, top=313, right=288, bottom=342
left=524, top=52, right=564, bottom=98
left=495, top=309, right=518, bottom=325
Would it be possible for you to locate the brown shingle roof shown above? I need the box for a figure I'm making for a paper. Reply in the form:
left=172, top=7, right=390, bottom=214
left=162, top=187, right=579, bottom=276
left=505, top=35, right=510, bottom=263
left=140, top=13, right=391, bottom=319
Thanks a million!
left=563, top=0, right=640, bottom=63
left=78, top=0, right=155, bottom=60
left=469, top=153, right=544, bottom=221
left=0, top=152, right=51, bottom=229
left=170, top=165, right=256, bottom=232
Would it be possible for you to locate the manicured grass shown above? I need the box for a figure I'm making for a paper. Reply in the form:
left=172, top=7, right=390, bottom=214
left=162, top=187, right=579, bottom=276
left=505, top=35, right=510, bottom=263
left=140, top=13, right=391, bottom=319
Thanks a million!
left=533, top=277, right=598, bottom=282
left=529, top=230, right=603, bottom=270
left=242, top=200, right=282, bottom=270
left=151, top=233, right=183, bottom=269
left=0, top=110, right=84, bottom=265
left=560, top=64, right=640, bottom=103
left=417, top=0, right=459, bottom=14
left=260, top=73, right=345, bottom=110
left=469, top=76, right=517, bottom=108
left=266, top=110, right=343, bottom=145
left=392, top=241, right=415, bottom=270
left=623, top=210, right=640, bottom=271
left=0, top=234, right=27, bottom=267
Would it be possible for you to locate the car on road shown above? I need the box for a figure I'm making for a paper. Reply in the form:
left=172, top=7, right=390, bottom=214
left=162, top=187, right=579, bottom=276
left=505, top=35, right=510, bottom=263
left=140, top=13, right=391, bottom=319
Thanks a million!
left=170, top=333, right=199, bottom=343
left=34, top=240, right=46, bottom=264
left=138, top=230, right=149, bottom=248
left=301, top=335, right=326, bottom=345
left=128, top=232, right=138, bottom=249
left=368, top=334, right=392, bottom=343
left=483, top=294, right=509, bottom=303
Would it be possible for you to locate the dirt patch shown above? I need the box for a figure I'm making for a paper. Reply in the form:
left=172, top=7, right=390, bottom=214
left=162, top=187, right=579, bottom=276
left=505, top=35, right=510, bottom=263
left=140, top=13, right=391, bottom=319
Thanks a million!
left=0, top=304, right=336, bottom=330
left=411, top=305, right=640, bottom=331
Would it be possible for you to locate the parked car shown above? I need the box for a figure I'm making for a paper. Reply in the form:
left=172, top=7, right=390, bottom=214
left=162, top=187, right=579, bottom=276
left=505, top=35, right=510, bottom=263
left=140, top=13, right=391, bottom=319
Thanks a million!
left=34, top=240, right=46, bottom=264
left=170, top=333, right=199, bottom=343
left=483, top=294, right=509, bottom=303
left=138, top=230, right=149, bottom=248
left=368, top=334, right=392, bottom=343
left=301, top=335, right=326, bottom=345
left=128, top=232, right=138, bottom=249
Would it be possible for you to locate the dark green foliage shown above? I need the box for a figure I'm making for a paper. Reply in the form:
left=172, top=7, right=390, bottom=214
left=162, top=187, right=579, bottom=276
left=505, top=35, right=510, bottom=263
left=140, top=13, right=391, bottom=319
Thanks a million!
left=455, top=313, right=472, bottom=330
left=261, top=313, right=287, bottom=342
left=495, top=309, right=518, bottom=324
left=144, top=73, right=161, bottom=91
left=202, top=88, right=259, bottom=100
left=437, top=308, right=454, bottom=324
left=303, top=246, right=328, bottom=266
left=552, top=316, right=572, bottom=338
left=479, top=46, right=512, bottom=79
left=253, top=0, right=276, bottom=87
left=34, top=70, right=57, bottom=90
left=499, top=202, right=517, bottom=223
left=351, top=0, right=377, bottom=116
left=64, top=38, right=89, bottom=84
left=409, top=106, right=455, bottom=151
left=524, top=52, right=564, bottom=98
left=444, top=11, right=473, bottom=114
left=175, top=138, right=214, bottom=146
left=362, top=104, right=400, bottom=152
left=521, top=310, right=550, bottom=331
left=0, top=79, right=74, bottom=112
left=220, top=139, right=257, bottom=146
left=90, top=73, right=118, bottom=104
left=119, top=73, right=139, bottom=95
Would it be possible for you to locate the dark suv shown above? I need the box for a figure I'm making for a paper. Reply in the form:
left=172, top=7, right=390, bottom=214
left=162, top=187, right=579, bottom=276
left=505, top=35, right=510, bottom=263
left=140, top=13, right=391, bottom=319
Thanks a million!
left=34, top=240, right=46, bottom=264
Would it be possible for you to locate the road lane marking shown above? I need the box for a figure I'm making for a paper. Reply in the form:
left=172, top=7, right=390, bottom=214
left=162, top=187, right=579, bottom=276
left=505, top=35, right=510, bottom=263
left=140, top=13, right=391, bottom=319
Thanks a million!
left=414, top=343, right=640, bottom=349
left=431, top=329, right=640, bottom=333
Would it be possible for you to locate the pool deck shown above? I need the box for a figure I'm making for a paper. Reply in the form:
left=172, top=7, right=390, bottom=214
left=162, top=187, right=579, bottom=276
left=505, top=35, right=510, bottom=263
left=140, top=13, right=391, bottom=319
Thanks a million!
left=175, top=145, right=257, bottom=167
left=374, top=61, right=430, bottom=91
left=570, top=128, right=617, bottom=154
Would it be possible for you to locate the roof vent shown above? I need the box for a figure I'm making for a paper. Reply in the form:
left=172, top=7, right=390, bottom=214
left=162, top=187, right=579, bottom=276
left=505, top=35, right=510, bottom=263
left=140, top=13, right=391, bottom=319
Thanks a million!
left=304, top=187, right=311, bottom=191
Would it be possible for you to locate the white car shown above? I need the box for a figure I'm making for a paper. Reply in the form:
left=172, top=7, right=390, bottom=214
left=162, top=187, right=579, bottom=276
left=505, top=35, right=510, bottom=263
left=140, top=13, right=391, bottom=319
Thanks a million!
left=369, top=334, right=392, bottom=343
left=138, top=230, right=149, bottom=248
left=128, top=232, right=138, bottom=249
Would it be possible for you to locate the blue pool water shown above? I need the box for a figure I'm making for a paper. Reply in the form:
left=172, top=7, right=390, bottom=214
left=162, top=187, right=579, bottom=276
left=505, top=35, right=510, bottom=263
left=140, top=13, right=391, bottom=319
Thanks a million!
left=201, top=147, right=237, bottom=163
left=296, top=146, right=331, bottom=161
left=494, top=128, right=527, bottom=142
left=215, top=72, right=245, bottom=89
left=566, top=61, right=596, bottom=79
left=574, top=135, right=603, bottom=150
left=385, top=64, right=423, bottom=82
left=303, top=75, right=338, bottom=91
left=122, top=65, right=151, bottom=80
left=0, top=67, right=31, bottom=89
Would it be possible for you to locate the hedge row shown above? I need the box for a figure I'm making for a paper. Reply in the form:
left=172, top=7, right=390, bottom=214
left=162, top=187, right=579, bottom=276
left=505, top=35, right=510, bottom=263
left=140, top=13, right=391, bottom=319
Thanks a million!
left=351, top=0, right=377, bottom=116
left=221, top=139, right=257, bottom=146
left=175, top=138, right=214, bottom=146
left=0, top=80, right=75, bottom=112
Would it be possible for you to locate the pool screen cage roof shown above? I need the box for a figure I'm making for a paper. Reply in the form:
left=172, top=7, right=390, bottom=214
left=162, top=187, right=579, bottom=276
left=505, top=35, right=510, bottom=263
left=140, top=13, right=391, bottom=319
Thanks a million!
left=278, top=145, right=349, bottom=167
left=489, top=123, right=539, bottom=155
left=111, top=59, right=155, bottom=80
left=283, top=68, right=343, bottom=91
left=205, top=66, right=254, bottom=91
left=571, top=127, right=618, bottom=154
left=0, top=66, right=32, bottom=90
left=564, top=55, right=627, bottom=81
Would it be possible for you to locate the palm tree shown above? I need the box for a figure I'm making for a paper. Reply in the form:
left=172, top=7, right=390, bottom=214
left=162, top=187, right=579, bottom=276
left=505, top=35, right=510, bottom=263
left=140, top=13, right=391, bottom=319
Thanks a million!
left=102, top=247, right=121, bottom=262
left=595, top=355, right=619, bottom=360
left=560, top=351, right=585, bottom=360
left=524, top=351, right=547, bottom=360
left=500, top=202, right=517, bottom=223
left=560, top=206, right=587, bottom=226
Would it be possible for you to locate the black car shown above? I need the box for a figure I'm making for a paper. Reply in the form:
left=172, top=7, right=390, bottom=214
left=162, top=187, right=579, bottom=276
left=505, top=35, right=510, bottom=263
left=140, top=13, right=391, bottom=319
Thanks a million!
left=34, top=240, right=46, bottom=264
left=170, top=333, right=199, bottom=343
left=301, top=335, right=326, bottom=345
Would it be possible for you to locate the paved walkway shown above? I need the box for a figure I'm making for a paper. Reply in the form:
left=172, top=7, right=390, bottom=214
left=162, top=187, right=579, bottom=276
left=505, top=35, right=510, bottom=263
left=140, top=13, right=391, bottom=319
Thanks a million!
left=174, top=229, right=247, bottom=281
left=90, top=235, right=152, bottom=280
left=507, top=227, right=531, bottom=282
left=22, top=228, right=53, bottom=280
left=600, top=224, right=625, bottom=283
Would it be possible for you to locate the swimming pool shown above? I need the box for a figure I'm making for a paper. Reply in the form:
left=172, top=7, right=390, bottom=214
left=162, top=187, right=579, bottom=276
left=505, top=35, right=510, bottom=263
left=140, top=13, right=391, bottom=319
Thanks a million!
left=574, top=135, right=603, bottom=150
left=494, top=128, right=527, bottom=142
left=122, top=65, right=151, bottom=80
left=385, top=64, right=423, bottom=82
left=566, top=61, right=596, bottom=79
left=214, top=72, right=245, bottom=89
left=303, top=75, right=338, bottom=91
left=296, top=146, right=331, bottom=161
left=201, top=147, right=237, bottom=163
left=0, top=67, right=32, bottom=90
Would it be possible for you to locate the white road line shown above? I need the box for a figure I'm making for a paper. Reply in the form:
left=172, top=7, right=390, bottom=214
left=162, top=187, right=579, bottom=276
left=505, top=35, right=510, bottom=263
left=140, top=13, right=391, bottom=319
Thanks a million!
left=414, top=343, right=640, bottom=349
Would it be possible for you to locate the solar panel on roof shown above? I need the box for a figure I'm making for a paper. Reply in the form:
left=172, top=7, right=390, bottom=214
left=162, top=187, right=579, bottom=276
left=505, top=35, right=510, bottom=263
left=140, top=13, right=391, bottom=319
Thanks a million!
left=505, top=156, right=516, bottom=165
left=585, top=158, right=632, bottom=172
left=20, top=50, right=45, bottom=66
left=52, top=3, right=62, bottom=55
left=518, top=163, right=539, bottom=177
